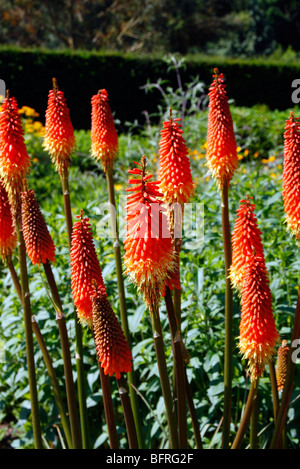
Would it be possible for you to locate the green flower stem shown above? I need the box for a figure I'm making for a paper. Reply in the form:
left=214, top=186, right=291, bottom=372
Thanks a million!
left=117, top=374, right=139, bottom=449
left=106, top=167, right=144, bottom=448
left=98, top=364, right=119, bottom=449
left=220, top=181, right=233, bottom=449
left=231, top=379, right=259, bottom=449
left=60, top=168, right=89, bottom=449
left=31, top=316, right=73, bottom=449
left=164, top=286, right=187, bottom=448
left=250, top=385, right=259, bottom=449
left=43, top=259, right=82, bottom=449
left=15, top=221, right=43, bottom=449
left=270, top=279, right=300, bottom=449
left=150, top=301, right=179, bottom=449
left=6, top=256, right=73, bottom=448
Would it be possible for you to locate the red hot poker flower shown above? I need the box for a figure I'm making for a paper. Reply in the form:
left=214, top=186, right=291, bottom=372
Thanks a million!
left=70, top=212, right=106, bottom=325
left=275, top=340, right=289, bottom=392
left=239, top=255, right=279, bottom=381
left=93, top=288, right=132, bottom=380
left=230, top=197, right=265, bottom=291
left=0, top=94, right=30, bottom=207
left=43, top=78, right=75, bottom=175
left=91, top=89, right=118, bottom=173
left=21, top=188, right=56, bottom=266
left=282, top=112, right=300, bottom=241
left=124, top=156, right=178, bottom=309
left=0, top=179, right=17, bottom=260
left=206, top=69, right=238, bottom=188
left=158, top=110, right=194, bottom=209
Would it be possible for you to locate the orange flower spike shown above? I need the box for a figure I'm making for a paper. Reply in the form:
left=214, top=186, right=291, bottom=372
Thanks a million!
left=239, top=256, right=279, bottom=381
left=91, top=89, right=118, bottom=173
left=158, top=109, right=194, bottom=208
left=93, top=288, right=132, bottom=379
left=275, top=340, right=289, bottom=392
left=0, top=93, right=30, bottom=206
left=0, top=179, right=17, bottom=260
left=124, top=157, right=177, bottom=309
left=282, top=112, right=300, bottom=240
left=230, top=197, right=265, bottom=291
left=206, top=69, right=238, bottom=187
left=21, top=188, right=56, bottom=266
left=70, top=211, right=106, bottom=325
left=43, top=78, right=75, bottom=175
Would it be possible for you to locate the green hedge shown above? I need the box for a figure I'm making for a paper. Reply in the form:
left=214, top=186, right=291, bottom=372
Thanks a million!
left=0, top=46, right=299, bottom=129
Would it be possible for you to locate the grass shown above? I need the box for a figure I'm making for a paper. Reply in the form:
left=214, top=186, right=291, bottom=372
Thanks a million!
left=0, top=103, right=300, bottom=449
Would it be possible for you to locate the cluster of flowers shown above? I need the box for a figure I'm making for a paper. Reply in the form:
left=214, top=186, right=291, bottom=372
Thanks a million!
left=0, top=67, right=298, bottom=388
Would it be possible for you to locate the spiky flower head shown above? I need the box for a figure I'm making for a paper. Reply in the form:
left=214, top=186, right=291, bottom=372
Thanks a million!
left=206, top=68, right=238, bottom=188
left=93, top=287, right=132, bottom=379
left=0, top=179, right=17, bottom=260
left=276, top=340, right=289, bottom=392
left=282, top=112, right=300, bottom=241
left=239, top=255, right=279, bottom=381
left=91, top=89, right=118, bottom=174
left=229, top=197, right=265, bottom=291
left=43, top=78, right=75, bottom=175
left=0, top=93, right=30, bottom=209
left=21, top=187, right=56, bottom=266
left=70, top=211, right=106, bottom=325
left=158, top=109, right=194, bottom=209
left=124, top=156, right=179, bottom=309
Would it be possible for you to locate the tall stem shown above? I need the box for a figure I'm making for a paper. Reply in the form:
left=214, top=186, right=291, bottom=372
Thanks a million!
left=270, top=277, right=300, bottom=448
left=43, top=259, right=82, bottom=449
left=106, top=168, right=144, bottom=448
left=221, top=181, right=233, bottom=448
left=31, top=316, right=73, bottom=449
left=117, top=374, right=139, bottom=449
left=150, top=302, right=178, bottom=449
left=98, top=365, right=119, bottom=449
left=231, top=379, right=259, bottom=449
left=60, top=168, right=89, bottom=449
left=6, top=256, right=72, bottom=448
left=15, top=221, right=43, bottom=449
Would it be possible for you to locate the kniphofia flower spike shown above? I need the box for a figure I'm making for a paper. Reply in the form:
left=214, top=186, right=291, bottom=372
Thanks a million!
left=238, top=255, right=279, bottom=381
left=43, top=78, right=75, bottom=175
left=0, top=92, right=30, bottom=209
left=21, top=187, right=56, bottom=266
left=93, top=286, right=132, bottom=380
left=230, top=197, right=265, bottom=291
left=70, top=211, right=106, bottom=325
left=91, top=89, right=118, bottom=174
left=124, top=156, right=179, bottom=309
left=275, top=340, right=289, bottom=392
left=206, top=69, right=238, bottom=188
left=282, top=112, right=300, bottom=241
left=0, top=179, right=17, bottom=260
left=158, top=108, right=195, bottom=209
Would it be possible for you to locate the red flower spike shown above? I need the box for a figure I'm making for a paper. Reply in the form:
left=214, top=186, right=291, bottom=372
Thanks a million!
left=239, top=256, right=279, bottom=381
left=275, top=340, right=289, bottom=392
left=158, top=110, right=194, bottom=208
left=0, top=179, right=17, bottom=260
left=282, top=112, right=300, bottom=240
left=91, top=89, right=118, bottom=173
left=70, top=212, right=106, bottom=325
left=230, top=197, right=265, bottom=291
left=93, top=288, right=132, bottom=380
left=21, top=188, right=56, bottom=266
left=206, top=69, right=238, bottom=187
left=124, top=156, right=178, bottom=309
left=43, top=78, right=75, bottom=175
left=0, top=94, right=31, bottom=207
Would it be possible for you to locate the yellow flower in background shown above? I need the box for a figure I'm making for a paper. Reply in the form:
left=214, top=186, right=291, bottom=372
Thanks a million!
left=18, top=106, right=40, bottom=117
left=253, top=151, right=259, bottom=158
left=244, top=149, right=249, bottom=157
